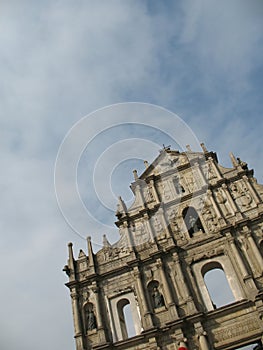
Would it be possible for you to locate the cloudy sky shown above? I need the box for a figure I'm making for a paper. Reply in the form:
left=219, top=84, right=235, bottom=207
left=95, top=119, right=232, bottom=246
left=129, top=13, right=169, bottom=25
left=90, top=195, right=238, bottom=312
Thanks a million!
left=1, top=1, right=263, bottom=349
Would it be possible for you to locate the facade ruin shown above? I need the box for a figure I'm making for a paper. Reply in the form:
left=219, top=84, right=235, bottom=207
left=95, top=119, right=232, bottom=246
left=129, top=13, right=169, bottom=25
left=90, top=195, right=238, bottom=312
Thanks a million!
left=63, top=144, right=263, bottom=350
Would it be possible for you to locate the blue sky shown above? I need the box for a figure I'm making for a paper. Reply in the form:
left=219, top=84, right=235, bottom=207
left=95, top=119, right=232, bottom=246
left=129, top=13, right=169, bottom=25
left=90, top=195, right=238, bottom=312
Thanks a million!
left=1, top=1, right=263, bottom=349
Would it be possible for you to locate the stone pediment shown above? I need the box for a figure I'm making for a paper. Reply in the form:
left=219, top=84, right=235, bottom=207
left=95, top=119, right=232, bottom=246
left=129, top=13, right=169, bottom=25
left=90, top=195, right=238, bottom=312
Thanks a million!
left=139, top=150, right=190, bottom=180
left=138, top=149, right=207, bottom=182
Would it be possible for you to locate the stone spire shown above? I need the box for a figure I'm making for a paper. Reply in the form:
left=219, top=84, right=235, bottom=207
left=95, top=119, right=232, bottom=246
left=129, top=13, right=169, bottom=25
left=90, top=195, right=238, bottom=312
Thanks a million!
left=87, top=236, right=95, bottom=267
left=229, top=152, right=238, bottom=167
left=116, top=196, right=127, bottom=219
left=103, top=234, right=111, bottom=248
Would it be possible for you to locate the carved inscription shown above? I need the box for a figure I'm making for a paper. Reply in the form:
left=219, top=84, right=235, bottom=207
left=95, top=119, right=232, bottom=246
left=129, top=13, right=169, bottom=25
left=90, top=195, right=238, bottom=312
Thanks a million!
left=214, top=318, right=260, bottom=343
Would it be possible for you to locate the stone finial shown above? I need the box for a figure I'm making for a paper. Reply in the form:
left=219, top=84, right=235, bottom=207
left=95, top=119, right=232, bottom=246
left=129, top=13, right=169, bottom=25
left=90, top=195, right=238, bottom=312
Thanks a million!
left=118, top=196, right=127, bottom=211
left=66, top=242, right=75, bottom=280
left=116, top=196, right=127, bottom=218
left=87, top=236, right=95, bottom=267
left=133, top=169, right=138, bottom=180
left=229, top=152, right=238, bottom=167
left=68, top=242, right=74, bottom=265
left=186, top=145, right=192, bottom=152
left=200, top=142, right=208, bottom=153
left=144, top=160, right=149, bottom=168
left=103, top=234, right=111, bottom=248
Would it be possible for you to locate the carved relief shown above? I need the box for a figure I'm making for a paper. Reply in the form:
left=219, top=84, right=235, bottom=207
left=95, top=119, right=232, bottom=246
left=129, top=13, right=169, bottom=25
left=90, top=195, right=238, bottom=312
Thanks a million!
left=133, top=219, right=151, bottom=246
left=201, top=197, right=219, bottom=233
left=143, top=184, right=155, bottom=204
left=168, top=208, right=186, bottom=242
left=185, top=173, right=196, bottom=192
left=152, top=215, right=166, bottom=239
left=230, top=181, right=254, bottom=210
left=251, top=178, right=263, bottom=199
left=207, top=162, right=217, bottom=181
left=161, top=181, right=172, bottom=201
left=179, top=154, right=189, bottom=165
left=191, top=247, right=224, bottom=262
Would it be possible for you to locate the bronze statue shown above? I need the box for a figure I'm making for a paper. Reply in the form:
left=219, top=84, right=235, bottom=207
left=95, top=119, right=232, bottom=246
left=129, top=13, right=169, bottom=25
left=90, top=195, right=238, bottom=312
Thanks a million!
left=152, top=287, right=165, bottom=308
left=86, top=309, right=97, bottom=331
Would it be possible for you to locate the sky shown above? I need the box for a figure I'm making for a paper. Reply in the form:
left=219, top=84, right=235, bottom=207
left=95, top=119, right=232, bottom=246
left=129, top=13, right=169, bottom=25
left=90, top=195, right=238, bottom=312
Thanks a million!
left=1, top=1, right=263, bottom=349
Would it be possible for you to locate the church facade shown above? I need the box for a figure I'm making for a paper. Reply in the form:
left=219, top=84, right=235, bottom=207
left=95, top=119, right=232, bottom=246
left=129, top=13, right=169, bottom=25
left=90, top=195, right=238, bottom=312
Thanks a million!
left=63, top=144, right=263, bottom=350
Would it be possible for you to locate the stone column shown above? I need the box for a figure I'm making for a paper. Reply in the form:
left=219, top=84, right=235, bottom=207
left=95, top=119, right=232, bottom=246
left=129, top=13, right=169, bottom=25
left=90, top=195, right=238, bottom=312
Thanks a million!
left=133, top=266, right=153, bottom=329
left=121, top=221, right=134, bottom=250
left=208, top=157, right=222, bottom=180
left=228, top=236, right=258, bottom=299
left=199, top=333, right=210, bottom=350
left=144, top=213, right=156, bottom=242
left=71, top=291, right=82, bottom=335
left=156, top=258, right=178, bottom=318
left=242, top=175, right=261, bottom=204
left=158, top=207, right=173, bottom=241
left=172, top=253, right=191, bottom=300
left=71, top=290, right=84, bottom=350
left=209, top=190, right=225, bottom=220
left=91, top=283, right=106, bottom=343
left=134, top=182, right=146, bottom=209
left=194, top=322, right=212, bottom=350
left=222, top=184, right=238, bottom=216
left=149, top=179, right=160, bottom=203
left=228, top=237, right=249, bottom=278
left=245, top=232, right=263, bottom=275
left=172, top=253, right=197, bottom=313
left=194, top=161, right=207, bottom=188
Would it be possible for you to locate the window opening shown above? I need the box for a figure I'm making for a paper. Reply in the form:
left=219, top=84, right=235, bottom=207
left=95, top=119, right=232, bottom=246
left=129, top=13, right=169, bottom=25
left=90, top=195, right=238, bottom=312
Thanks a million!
left=203, top=265, right=235, bottom=308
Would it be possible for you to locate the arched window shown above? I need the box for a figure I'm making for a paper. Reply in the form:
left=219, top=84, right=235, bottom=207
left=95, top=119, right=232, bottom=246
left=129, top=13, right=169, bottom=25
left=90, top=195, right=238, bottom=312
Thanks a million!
left=117, top=299, right=136, bottom=339
left=202, top=262, right=235, bottom=308
left=123, top=303, right=136, bottom=338
left=235, top=342, right=262, bottom=350
left=109, top=292, right=142, bottom=342
left=183, top=206, right=204, bottom=237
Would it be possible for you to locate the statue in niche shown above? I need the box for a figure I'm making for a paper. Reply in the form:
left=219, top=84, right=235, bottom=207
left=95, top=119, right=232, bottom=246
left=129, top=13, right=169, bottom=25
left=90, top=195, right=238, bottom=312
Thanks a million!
left=154, top=216, right=164, bottom=235
left=173, top=176, right=185, bottom=195
left=169, top=210, right=179, bottom=231
left=162, top=182, right=171, bottom=200
left=207, top=162, right=217, bottom=180
left=86, top=308, right=97, bottom=331
left=152, top=287, right=165, bottom=308
left=145, top=185, right=154, bottom=202
left=186, top=174, right=195, bottom=192
left=189, top=215, right=203, bottom=233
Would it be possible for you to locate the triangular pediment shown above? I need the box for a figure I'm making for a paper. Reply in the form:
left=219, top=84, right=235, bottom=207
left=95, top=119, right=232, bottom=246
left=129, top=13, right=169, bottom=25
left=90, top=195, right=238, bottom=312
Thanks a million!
left=139, top=149, right=201, bottom=180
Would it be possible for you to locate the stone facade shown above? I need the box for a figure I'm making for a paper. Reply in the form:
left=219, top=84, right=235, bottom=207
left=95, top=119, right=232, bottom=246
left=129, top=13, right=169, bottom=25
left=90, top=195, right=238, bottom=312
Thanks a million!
left=64, top=145, right=263, bottom=350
